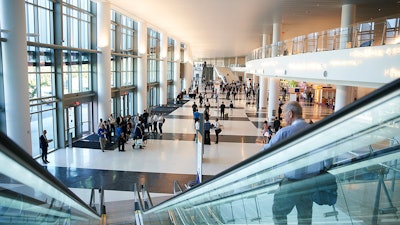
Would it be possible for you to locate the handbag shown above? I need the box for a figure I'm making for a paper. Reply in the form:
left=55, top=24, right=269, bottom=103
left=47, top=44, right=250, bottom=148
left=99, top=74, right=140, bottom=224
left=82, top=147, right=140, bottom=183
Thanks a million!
left=312, top=172, right=338, bottom=206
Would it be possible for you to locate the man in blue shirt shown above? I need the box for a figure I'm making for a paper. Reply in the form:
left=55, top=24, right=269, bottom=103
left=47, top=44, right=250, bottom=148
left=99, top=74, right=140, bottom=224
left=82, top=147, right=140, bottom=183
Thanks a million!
left=98, top=124, right=108, bottom=152
left=262, top=101, right=324, bottom=225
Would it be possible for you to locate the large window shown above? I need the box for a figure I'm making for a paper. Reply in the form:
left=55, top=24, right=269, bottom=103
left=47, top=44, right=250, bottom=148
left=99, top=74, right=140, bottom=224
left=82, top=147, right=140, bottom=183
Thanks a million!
left=25, top=0, right=54, bottom=44
left=167, top=38, right=174, bottom=80
left=27, top=46, right=57, bottom=157
left=110, top=10, right=138, bottom=116
left=386, top=17, right=400, bottom=45
left=147, top=28, right=160, bottom=83
left=62, top=0, right=91, bottom=49
left=63, top=51, right=91, bottom=94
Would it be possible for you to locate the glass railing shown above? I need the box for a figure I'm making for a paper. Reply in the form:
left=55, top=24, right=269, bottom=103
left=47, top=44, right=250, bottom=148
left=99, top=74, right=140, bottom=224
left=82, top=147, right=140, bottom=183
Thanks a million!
left=0, top=132, right=100, bottom=224
left=144, top=78, right=400, bottom=224
left=248, top=14, right=400, bottom=61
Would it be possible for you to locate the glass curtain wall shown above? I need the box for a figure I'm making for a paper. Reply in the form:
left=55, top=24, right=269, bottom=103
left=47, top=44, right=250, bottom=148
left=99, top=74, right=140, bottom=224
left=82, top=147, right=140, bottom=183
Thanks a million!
left=25, top=0, right=95, bottom=155
left=62, top=1, right=92, bottom=94
left=147, top=28, right=160, bottom=108
left=26, top=1, right=57, bottom=157
left=167, top=37, right=175, bottom=101
left=111, top=10, right=138, bottom=116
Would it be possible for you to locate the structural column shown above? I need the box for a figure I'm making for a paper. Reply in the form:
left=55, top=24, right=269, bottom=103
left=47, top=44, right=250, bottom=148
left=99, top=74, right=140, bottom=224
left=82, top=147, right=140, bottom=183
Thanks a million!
left=137, top=21, right=148, bottom=113
left=174, top=40, right=181, bottom=98
left=268, top=22, right=281, bottom=122
left=159, top=32, right=168, bottom=105
left=183, top=45, right=193, bottom=91
left=262, top=33, right=268, bottom=58
left=335, top=85, right=351, bottom=112
left=0, top=0, right=32, bottom=153
left=336, top=3, right=356, bottom=112
left=259, top=76, right=268, bottom=111
left=97, top=1, right=112, bottom=122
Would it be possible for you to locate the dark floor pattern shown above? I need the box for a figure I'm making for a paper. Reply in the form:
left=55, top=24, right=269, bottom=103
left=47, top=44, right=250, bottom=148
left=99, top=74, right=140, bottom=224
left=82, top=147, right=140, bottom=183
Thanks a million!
left=44, top=166, right=213, bottom=194
left=72, top=134, right=117, bottom=150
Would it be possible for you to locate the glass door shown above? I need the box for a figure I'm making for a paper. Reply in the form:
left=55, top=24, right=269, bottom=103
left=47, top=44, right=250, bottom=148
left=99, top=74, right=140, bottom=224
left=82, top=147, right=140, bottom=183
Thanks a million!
left=64, top=107, right=76, bottom=142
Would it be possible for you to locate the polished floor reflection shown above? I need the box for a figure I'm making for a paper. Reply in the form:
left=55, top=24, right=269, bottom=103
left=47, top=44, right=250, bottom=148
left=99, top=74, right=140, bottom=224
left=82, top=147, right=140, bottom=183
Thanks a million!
left=37, top=91, right=334, bottom=203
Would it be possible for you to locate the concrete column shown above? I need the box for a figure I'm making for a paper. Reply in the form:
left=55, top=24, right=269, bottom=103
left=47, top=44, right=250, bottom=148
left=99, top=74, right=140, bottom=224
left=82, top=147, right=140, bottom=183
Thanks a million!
left=336, top=3, right=356, bottom=111
left=271, top=22, right=281, bottom=57
left=335, top=85, right=351, bottom=112
left=97, top=1, right=112, bottom=122
left=174, top=40, right=181, bottom=98
left=183, top=45, right=193, bottom=90
left=0, top=0, right=32, bottom=153
left=259, top=76, right=268, bottom=110
left=268, top=21, right=281, bottom=122
left=137, top=22, right=147, bottom=112
left=159, top=32, right=168, bottom=105
left=262, top=33, right=267, bottom=58
left=340, top=3, right=356, bottom=49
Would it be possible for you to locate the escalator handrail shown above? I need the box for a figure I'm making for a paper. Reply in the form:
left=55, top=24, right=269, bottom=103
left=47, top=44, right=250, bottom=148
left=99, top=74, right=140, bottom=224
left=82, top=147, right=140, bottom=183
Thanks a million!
left=0, top=131, right=100, bottom=219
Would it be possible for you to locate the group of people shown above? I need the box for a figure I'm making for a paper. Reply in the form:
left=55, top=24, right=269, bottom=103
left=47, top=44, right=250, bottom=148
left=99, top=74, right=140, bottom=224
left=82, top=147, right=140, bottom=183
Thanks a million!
left=261, top=117, right=281, bottom=144
left=97, top=111, right=165, bottom=152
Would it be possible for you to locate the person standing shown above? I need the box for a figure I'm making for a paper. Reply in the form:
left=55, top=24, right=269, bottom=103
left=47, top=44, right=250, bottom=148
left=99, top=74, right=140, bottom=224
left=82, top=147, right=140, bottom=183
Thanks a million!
left=39, top=130, right=52, bottom=163
left=220, top=101, right=226, bottom=119
left=199, top=93, right=203, bottom=107
left=108, top=113, right=116, bottom=136
left=262, top=101, right=324, bottom=225
left=158, top=113, right=165, bottom=136
left=204, top=118, right=211, bottom=145
left=152, top=113, right=158, bottom=133
left=273, top=117, right=281, bottom=133
left=116, top=124, right=125, bottom=151
left=98, top=124, right=107, bottom=152
left=214, top=118, right=222, bottom=144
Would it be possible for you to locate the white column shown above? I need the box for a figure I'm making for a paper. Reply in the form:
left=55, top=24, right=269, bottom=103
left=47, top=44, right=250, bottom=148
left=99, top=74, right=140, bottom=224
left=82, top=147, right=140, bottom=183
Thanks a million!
left=271, top=22, right=281, bottom=57
left=97, top=1, right=112, bottom=122
left=340, top=3, right=356, bottom=49
left=268, top=22, right=281, bottom=122
left=0, top=0, right=32, bottom=153
left=183, top=45, right=193, bottom=90
left=137, top=22, right=147, bottom=112
left=262, top=33, right=267, bottom=58
left=160, top=32, right=168, bottom=105
left=259, top=76, right=268, bottom=110
left=174, top=40, right=181, bottom=98
left=336, top=3, right=356, bottom=111
left=335, top=85, right=350, bottom=112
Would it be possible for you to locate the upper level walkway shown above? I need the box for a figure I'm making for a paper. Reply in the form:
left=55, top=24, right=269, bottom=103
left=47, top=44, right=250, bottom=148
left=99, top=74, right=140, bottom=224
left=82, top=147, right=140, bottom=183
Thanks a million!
left=236, top=14, right=400, bottom=88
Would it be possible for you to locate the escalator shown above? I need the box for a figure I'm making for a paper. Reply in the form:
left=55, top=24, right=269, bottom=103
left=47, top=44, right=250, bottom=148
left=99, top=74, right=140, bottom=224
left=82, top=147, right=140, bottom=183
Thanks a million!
left=0, top=132, right=101, bottom=224
left=143, top=78, right=400, bottom=225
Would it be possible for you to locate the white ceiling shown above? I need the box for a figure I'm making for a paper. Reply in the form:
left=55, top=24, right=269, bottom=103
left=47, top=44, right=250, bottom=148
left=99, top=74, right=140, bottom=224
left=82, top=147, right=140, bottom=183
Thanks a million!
left=109, top=0, right=400, bottom=59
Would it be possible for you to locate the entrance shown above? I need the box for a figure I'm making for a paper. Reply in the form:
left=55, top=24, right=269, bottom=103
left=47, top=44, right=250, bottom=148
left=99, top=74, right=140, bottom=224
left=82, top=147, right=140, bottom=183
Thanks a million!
left=64, top=103, right=92, bottom=143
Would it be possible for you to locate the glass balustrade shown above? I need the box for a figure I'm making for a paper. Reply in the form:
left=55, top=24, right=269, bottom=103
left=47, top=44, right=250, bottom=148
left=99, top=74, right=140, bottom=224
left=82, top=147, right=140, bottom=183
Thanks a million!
left=247, top=14, right=400, bottom=61
left=0, top=133, right=100, bottom=225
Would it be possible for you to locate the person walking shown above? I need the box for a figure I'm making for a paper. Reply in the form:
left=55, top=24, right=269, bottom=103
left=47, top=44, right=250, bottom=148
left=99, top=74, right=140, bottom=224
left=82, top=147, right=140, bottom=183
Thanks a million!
left=98, top=124, right=107, bottom=152
left=39, top=130, right=52, bottom=163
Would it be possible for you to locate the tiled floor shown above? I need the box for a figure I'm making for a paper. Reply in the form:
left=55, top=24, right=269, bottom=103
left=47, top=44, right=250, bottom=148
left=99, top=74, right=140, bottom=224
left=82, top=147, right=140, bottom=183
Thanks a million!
left=37, top=91, right=334, bottom=204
